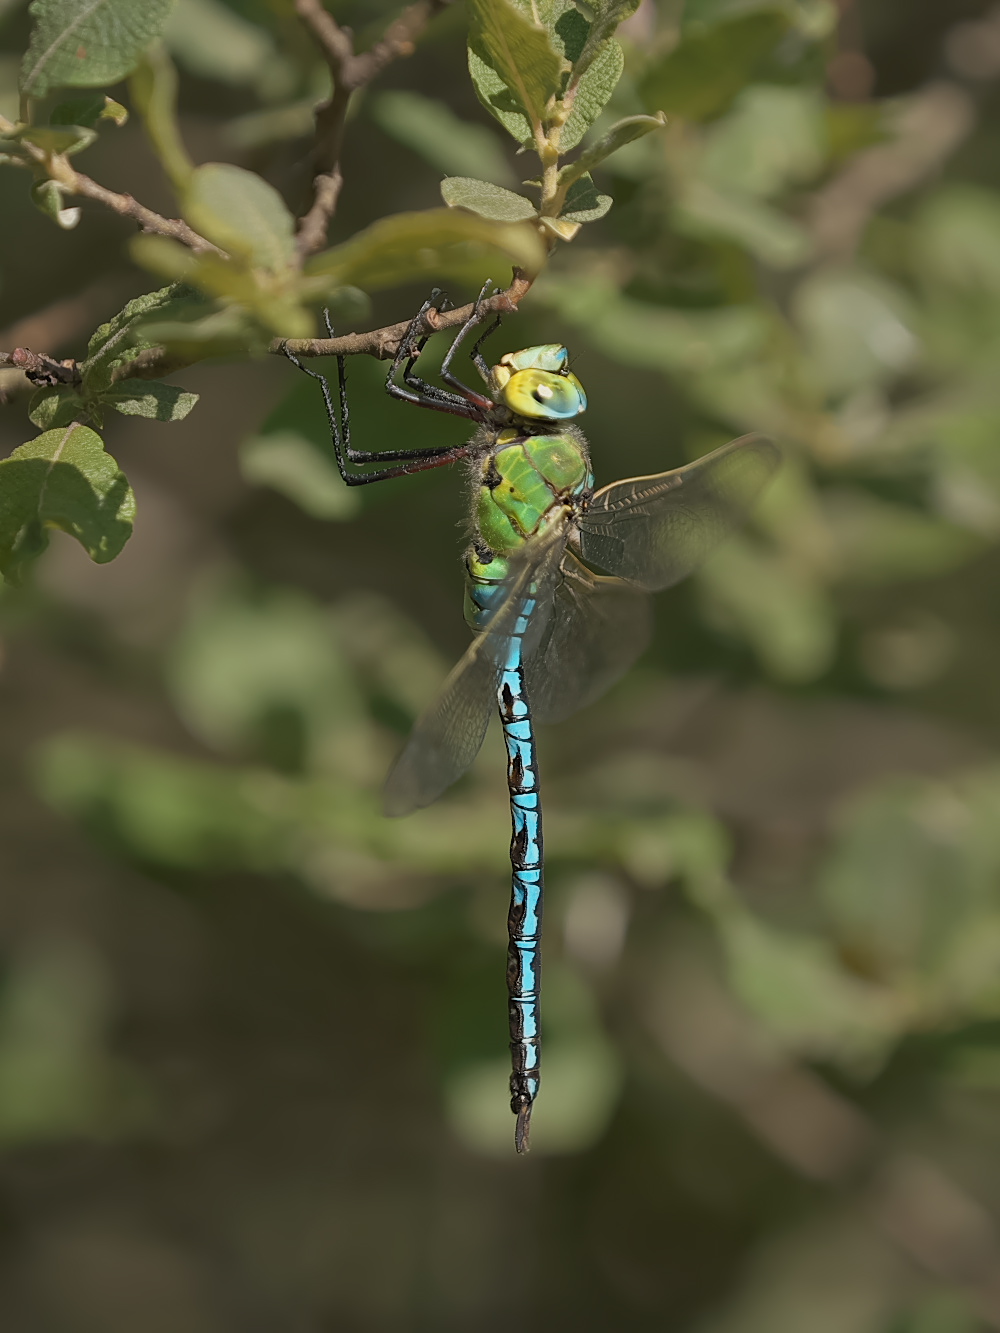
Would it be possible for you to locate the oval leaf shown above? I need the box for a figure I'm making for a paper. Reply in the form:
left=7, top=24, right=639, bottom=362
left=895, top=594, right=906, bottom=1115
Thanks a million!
left=182, top=162, right=296, bottom=271
left=559, top=173, right=612, bottom=223
left=441, top=177, right=537, bottom=222
left=82, top=284, right=192, bottom=392
left=304, top=208, right=546, bottom=291
left=561, top=38, right=624, bottom=152
left=101, top=378, right=199, bottom=421
left=640, top=11, right=790, bottom=121
left=467, top=0, right=565, bottom=141
left=0, top=425, right=135, bottom=582
left=20, top=0, right=175, bottom=98
left=558, top=113, right=666, bottom=190
left=28, top=386, right=86, bottom=429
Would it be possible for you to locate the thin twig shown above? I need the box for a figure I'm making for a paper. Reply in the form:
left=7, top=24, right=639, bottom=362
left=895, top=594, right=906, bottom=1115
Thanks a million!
left=293, top=0, right=454, bottom=260
left=2, top=270, right=534, bottom=393
left=10, top=134, right=223, bottom=254
left=59, top=168, right=224, bottom=255
left=276, top=269, right=534, bottom=360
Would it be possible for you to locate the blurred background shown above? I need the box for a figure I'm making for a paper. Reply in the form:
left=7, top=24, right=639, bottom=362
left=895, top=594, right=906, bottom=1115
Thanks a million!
left=4, top=0, right=1000, bottom=1327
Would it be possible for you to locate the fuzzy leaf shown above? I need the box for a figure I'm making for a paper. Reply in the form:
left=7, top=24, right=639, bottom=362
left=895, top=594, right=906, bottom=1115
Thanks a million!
left=305, top=208, right=546, bottom=291
left=0, top=425, right=134, bottom=583
left=101, top=379, right=198, bottom=421
left=20, top=0, right=175, bottom=98
left=82, top=285, right=191, bottom=392
left=639, top=10, right=790, bottom=121
left=559, top=173, right=612, bottom=223
left=441, top=177, right=537, bottom=222
left=467, top=0, right=565, bottom=143
left=28, top=386, right=86, bottom=429
left=182, top=162, right=296, bottom=271
left=572, top=0, right=639, bottom=78
left=558, top=113, right=666, bottom=190
left=561, top=37, right=625, bottom=151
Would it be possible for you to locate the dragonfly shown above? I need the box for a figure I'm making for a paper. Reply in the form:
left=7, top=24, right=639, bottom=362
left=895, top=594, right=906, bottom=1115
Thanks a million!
left=283, top=286, right=779, bottom=1153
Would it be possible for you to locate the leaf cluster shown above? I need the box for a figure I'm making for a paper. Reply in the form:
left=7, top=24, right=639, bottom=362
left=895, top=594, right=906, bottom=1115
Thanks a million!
left=451, top=0, right=665, bottom=239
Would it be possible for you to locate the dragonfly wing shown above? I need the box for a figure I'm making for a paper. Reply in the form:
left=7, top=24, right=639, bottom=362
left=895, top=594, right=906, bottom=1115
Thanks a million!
left=576, top=432, right=780, bottom=592
left=526, top=552, right=651, bottom=725
left=382, top=519, right=570, bottom=816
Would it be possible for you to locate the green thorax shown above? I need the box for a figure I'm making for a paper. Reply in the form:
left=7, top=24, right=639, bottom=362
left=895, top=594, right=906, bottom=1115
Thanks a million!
left=466, top=345, right=592, bottom=610
left=475, top=428, right=591, bottom=557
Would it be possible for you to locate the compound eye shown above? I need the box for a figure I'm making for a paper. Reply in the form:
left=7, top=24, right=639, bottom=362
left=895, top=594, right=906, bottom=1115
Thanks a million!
left=534, top=383, right=554, bottom=403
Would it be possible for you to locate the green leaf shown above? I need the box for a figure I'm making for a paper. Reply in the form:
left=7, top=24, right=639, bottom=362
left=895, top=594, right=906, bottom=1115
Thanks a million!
left=132, top=305, right=266, bottom=359
left=240, top=431, right=360, bottom=522
left=467, top=48, right=531, bottom=146
left=19, top=0, right=176, bottom=98
left=28, top=385, right=86, bottom=429
left=699, top=86, right=825, bottom=199
left=673, top=180, right=813, bottom=268
left=571, top=0, right=639, bottom=81
left=101, top=378, right=198, bottom=421
left=467, top=0, right=565, bottom=144
left=305, top=208, right=546, bottom=292
left=792, top=268, right=919, bottom=393
left=696, top=534, right=836, bottom=681
left=30, top=179, right=81, bottom=229
left=441, top=177, right=537, bottom=222
left=558, top=173, right=611, bottom=223
left=639, top=10, right=790, bottom=121
left=81, top=284, right=191, bottom=392
left=0, top=425, right=134, bottom=583
left=165, top=0, right=295, bottom=99
left=50, top=91, right=127, bottom=126
left=370, top=90, right=516, bottom=187
left=17, top=122, right=96, bottom=154
left=557, top=112, right=666, bottom=190
left=128, top=44, right=193, bottom=190
left=181, top=162, right=296, bottom=272
left=129, top=237, right=313, bottom=339
left=913, top=186, right=1000, bottom=298
left=561, top=37, right=624, bottom=151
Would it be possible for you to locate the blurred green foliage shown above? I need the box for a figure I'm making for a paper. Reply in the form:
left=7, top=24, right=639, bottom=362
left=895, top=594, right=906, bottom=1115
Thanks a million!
left=4, top=0, right=1000, bottom=1328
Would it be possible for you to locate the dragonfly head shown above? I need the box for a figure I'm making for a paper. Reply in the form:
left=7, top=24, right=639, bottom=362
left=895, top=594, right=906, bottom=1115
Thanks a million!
left=488, top=345, right=587, bottom=422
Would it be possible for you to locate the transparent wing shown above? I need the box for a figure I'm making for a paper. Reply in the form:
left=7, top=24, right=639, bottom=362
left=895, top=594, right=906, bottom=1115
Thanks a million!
left=382, top=520, right=570, bottom=817
left=577, top=433, right=780, bottom=592
left=526, top=552, right=651, bottom=725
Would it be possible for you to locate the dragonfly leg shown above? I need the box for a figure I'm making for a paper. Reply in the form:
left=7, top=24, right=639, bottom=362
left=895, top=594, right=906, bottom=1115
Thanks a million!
left=281, top=341, right=475, bottom=483
left=440, top=281, right=501, bottom=412
left=385, top=291, right=488, bottom=421
left=470, top=313, right=502, bottom=384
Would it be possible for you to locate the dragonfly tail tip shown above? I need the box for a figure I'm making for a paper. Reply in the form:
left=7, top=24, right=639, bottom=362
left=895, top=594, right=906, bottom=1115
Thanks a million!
left=514, top=1102, right=533, bottom=1154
